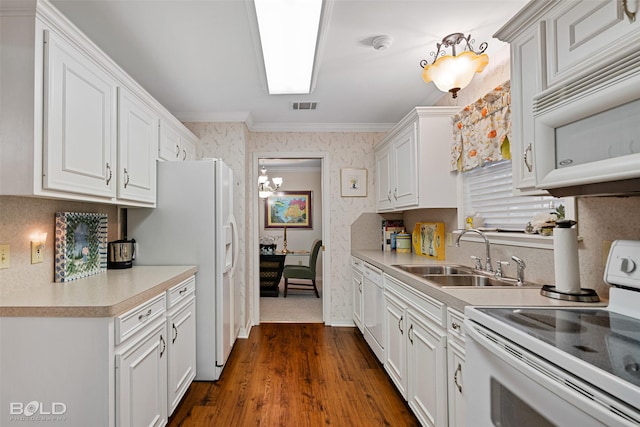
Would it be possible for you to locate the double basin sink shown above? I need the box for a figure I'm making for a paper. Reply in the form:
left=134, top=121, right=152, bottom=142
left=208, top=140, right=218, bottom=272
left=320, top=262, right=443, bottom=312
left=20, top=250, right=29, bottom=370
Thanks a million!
left=392, top=264, right=537, bottom=288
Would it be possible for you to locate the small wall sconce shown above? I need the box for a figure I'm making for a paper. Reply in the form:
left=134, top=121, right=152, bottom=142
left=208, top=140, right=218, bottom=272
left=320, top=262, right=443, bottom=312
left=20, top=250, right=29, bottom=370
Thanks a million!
left=30, top=232, right=47, bottom=264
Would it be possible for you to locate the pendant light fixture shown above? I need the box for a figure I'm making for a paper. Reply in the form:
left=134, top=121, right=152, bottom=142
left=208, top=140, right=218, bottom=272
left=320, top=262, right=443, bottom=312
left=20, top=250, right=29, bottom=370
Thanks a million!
left=258, top=165, right=283, bottom=198
left=420, top=33, right=489, bottom=99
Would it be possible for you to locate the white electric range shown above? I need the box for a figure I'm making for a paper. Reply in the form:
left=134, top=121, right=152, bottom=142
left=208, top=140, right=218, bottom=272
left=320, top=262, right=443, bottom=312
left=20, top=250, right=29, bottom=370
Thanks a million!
left=464, top=240, right=640, bottom=427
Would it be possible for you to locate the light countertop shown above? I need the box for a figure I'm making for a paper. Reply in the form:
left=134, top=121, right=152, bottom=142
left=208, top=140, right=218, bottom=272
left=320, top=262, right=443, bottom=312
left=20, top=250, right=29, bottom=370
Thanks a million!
left=0, top=265, right=197, bottom=317
left=352, top=250, right=607, bottom=313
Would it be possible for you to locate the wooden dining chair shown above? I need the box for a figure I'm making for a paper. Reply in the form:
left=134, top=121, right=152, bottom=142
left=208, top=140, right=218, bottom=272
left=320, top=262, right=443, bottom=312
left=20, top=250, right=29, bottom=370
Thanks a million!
left=283, top=240, right=322, bottom=298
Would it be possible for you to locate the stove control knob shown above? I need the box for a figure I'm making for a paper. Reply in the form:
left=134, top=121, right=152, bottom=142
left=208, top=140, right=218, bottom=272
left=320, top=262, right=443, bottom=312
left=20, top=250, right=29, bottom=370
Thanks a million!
left=620, top=257, right=636, bottom=274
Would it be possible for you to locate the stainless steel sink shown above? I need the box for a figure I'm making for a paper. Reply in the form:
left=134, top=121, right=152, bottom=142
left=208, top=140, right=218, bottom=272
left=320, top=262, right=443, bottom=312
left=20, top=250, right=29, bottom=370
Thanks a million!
left=393, top=264, right=540, bottom=288
left=422, top=274, right=521, bottom=287
left=392, top=264, right=475, bottom=276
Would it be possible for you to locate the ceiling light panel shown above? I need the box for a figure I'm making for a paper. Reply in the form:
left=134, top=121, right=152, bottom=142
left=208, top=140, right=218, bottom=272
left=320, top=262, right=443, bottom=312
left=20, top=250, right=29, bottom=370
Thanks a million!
left=254, top=0, right=322, bottom=94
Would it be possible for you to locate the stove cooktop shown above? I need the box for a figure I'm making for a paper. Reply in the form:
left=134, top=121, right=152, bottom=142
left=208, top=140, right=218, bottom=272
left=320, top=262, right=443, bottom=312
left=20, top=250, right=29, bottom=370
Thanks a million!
left=476, top=306, right=640, bottom=389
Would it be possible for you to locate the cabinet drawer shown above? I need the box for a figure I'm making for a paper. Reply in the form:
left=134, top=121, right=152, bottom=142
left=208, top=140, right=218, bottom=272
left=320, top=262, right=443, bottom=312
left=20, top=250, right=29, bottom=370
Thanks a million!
left=363, top=263, right=382, bottom=285
left=447, top=307, right=465, bottom=342
left=384, top=274, right=445, bottom=327
left=167, top=276, right=196, bottom=309
left=351, top=257, right=364, bottom=273
left=116, top=293, right=166, bottom=345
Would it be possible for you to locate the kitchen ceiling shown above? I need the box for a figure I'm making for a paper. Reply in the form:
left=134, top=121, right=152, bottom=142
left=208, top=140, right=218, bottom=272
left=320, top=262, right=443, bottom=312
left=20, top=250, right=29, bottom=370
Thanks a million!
left=51, top=0, right=528, bottom=132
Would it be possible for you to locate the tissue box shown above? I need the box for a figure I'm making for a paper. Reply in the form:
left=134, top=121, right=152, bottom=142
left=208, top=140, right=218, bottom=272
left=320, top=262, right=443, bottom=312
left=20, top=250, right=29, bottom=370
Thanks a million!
left=412, top=222, right=445, bottom=260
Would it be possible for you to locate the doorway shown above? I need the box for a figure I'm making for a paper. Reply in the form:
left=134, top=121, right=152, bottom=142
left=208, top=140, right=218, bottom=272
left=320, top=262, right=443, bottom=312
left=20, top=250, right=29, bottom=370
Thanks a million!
left=251, top=152, right=331, bottom=325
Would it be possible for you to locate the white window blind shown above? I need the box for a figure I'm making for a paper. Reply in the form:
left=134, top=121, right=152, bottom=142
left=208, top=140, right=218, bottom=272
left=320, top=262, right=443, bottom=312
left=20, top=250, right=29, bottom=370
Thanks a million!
left=463, top=160, right=564, bottom=231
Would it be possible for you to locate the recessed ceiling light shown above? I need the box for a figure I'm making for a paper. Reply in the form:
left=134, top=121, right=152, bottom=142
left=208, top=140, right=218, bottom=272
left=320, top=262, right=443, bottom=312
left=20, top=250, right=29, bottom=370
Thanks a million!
left=254, top=0, right=322, bottom=95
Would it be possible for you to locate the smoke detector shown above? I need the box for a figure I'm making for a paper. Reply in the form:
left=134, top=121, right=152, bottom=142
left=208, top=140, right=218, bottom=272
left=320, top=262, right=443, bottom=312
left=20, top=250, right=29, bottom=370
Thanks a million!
left=372, top=35, right=393, bottom=50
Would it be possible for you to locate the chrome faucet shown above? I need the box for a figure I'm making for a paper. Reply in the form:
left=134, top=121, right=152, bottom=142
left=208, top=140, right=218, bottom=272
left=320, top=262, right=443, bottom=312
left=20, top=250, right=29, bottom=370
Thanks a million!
left=511, top=255, right=526, bottom=286
left=455, top=229, right=493, bottom=273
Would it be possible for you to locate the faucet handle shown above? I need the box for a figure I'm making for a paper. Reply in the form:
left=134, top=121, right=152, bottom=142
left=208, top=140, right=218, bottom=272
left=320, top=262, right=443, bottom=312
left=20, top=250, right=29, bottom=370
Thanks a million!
left=470, top=255, right=483, bottom=270
left=495, top=260, right=510, bottom=278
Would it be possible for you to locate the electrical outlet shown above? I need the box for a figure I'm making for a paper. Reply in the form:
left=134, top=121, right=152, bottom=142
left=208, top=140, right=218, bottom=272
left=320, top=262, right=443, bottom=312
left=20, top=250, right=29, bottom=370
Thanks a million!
left=0, top=244, right=10, bottom=269
left=446, top=233, right=453, bottom=247
left=31, top=241, right=44, bottom=264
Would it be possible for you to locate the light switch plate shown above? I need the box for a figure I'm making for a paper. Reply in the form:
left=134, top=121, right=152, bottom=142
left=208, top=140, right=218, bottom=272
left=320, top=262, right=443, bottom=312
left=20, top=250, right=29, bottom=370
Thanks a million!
left=0, top=244, right=10, bottom=269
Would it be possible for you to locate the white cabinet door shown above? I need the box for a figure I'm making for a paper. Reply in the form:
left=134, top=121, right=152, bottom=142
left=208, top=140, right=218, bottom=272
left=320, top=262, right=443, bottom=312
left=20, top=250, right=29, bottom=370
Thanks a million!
left=407, top=310, right=447, bottom=427
left=181, top=135, right=197, bottom=161
left=116, top=320, right=168, bottom=427
left=447, top=340, right=466, bottom=427
left=384, top=291, right=407, bottom=399
left=159, top=121, right=182, bottom=161
left=43, top=30, right=117, bottom=198
left=509, top=23, right=548, bottom=195
left=117, top=87, right=158, bottom=204
left=392, top=123, right=419, bottom=209
left=375, top=143, right=393, bottom=211
left=546, top=0, right=640, bottom=88
left=167, top=295, right=197, bottom=415
left=352, top=268, right=363, bottom=332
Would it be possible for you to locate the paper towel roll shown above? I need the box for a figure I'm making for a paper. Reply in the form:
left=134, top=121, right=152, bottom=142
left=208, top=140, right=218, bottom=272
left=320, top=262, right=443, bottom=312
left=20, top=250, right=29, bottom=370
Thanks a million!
left=554, top=221, right=581, bottom=293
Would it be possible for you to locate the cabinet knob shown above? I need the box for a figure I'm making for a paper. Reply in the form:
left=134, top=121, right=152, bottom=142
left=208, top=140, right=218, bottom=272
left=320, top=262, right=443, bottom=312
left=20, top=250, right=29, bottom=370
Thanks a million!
left=451, top=321, right=461, bottom=331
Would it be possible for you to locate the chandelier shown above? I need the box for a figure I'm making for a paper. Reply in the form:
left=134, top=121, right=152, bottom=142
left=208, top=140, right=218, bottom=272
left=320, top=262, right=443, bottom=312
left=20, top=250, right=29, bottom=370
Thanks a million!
left=258, top=166, right=283, bottom=198
left=420, top=33, right=489, bottom=99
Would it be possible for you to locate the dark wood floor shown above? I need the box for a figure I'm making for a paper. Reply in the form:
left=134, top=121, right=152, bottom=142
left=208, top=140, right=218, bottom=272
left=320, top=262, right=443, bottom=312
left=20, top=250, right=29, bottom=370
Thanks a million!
left=168, top=323, right=420, bottom=426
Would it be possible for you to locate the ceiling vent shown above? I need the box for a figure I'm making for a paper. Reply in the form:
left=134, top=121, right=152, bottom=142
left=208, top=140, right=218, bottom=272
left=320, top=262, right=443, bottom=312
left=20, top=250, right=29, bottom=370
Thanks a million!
left=291, top=102, right=318, bottom=111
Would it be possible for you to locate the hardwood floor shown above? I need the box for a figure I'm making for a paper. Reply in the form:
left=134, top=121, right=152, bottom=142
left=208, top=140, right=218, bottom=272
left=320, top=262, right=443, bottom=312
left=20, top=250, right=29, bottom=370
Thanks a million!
left=169, top=323, right=419, bottom=426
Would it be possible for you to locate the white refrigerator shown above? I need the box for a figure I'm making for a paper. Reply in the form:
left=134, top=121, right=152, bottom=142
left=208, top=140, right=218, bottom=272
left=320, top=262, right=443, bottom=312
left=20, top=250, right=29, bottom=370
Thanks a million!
left=128, top=159, right=239, bottom=380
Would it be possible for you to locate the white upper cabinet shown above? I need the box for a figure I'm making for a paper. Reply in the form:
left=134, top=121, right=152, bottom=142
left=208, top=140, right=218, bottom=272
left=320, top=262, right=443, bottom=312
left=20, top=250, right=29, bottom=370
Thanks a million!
left=42, top=29, right=118, bottom=198
left=117, top=87, right=159, bottom=203
left=0, top=0, right=198, bottom=206
left=545, top=0, right=640, bottom=89
left=375, top=107, right=459, bottom=212
left=499, top=22, right=549, bottom=195
left=159, top=121, right=198, bottom=162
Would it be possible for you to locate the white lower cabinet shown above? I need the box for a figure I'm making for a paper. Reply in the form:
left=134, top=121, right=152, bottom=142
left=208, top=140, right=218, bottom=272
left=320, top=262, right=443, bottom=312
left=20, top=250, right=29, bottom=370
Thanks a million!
left=383, top=274, right=447, bottom=427
left=0, top=275, right=196, bottom=426
left=166, top=278, right=197, bottom=415
left=115, top=318, right=168, bottom=427
left=351, top=257, right=364, bottom=332
left=446, top=308, right=466, bottom=427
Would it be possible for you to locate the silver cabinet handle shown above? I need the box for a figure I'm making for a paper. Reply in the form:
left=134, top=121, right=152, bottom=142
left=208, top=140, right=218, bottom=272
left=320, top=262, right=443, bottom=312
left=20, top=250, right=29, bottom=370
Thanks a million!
left=182, top=149, right=187, bottom=161
left=123, top=168, right=130, bottom=188
left=175, top=144, right=180, bottom=158
left=454, top=363, right=463, bottom=393
left=622, top=0, right=636, bottom=23
left=178, top=287, right=188, bottom=295
left=398, top=315, right=404, bottom=334
left=387, top=191, right=392, bottom=202
left=172, top=323, right=178, bottom=344
left=393, top=188, right=398, bottom=200
left=138, top=308, right=152, bottom=321
left=408, top=324, right=414, bottom=345
left=160, top=335, right=166, bottom=358
left=523, top=143, right=533, bottom=173
left=106, top=163, right=112, bottom=185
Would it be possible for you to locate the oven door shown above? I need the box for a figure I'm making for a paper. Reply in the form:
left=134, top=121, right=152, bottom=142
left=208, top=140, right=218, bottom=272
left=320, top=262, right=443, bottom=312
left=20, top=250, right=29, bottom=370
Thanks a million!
left=465, top=319, right=640, bottom=427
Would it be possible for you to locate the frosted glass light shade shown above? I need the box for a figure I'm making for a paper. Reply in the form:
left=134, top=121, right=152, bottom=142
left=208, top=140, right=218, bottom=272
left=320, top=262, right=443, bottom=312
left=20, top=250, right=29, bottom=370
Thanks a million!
left=422, top=51, right=489, bottom=98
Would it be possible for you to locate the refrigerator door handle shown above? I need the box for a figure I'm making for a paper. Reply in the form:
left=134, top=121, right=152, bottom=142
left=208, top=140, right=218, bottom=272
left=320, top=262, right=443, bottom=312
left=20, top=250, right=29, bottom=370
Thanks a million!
left=230, top=213, right=239, bottom=277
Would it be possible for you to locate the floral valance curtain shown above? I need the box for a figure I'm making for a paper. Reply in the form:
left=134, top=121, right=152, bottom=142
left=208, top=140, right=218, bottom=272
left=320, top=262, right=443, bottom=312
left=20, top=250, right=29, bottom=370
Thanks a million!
left=450, top=81, right=512, bottom=172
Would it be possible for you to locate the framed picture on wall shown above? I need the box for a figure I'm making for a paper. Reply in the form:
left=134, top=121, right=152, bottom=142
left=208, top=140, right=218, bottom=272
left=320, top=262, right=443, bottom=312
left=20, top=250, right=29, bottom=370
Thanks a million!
left=341, top=168, right=367, bottom=197
left=265, top=191, right=312, bottom=229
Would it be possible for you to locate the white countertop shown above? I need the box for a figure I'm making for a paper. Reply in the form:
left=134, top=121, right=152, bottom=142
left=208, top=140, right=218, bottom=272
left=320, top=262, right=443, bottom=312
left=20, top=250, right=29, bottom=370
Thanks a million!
left=0, top=265, right=197, bottom=317
left=352, top=250, right=607, bottom=312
